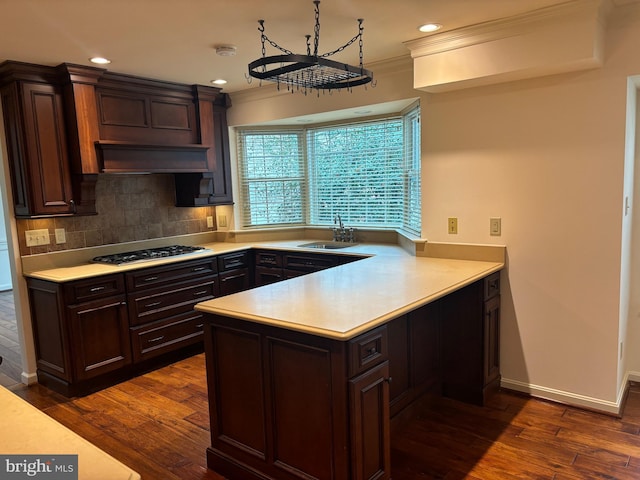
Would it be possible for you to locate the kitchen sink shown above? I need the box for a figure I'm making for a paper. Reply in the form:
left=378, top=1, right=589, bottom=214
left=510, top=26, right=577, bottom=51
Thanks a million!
left=298, top=241, right=359, bottom=250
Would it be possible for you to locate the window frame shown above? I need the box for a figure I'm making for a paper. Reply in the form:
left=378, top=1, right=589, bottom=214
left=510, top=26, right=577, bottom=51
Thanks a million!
left=236, top=104, right=421, bottom=235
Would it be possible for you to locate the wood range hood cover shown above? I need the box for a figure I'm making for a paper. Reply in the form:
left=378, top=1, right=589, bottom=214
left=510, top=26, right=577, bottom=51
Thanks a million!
left=0, top=61, right=232, bottom=216
left=58, top=63, right=231, bottom=173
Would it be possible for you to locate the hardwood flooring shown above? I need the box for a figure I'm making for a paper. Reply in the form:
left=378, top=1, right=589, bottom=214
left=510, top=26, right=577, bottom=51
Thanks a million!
left=6, top=354, right=640, bottom=479
left=0, top=289, right=22, bottom=384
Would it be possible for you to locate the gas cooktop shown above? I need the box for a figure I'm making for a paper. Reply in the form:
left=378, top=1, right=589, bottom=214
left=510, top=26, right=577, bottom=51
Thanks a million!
left=92, top=245, right=207, bottom=265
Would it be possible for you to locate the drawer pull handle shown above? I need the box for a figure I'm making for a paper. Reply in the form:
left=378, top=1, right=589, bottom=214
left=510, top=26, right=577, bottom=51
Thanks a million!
left=192, top=266, right=206, bottom=272
left=89, top=286, right=105, bottom=292
left=193, top=290, right=208, bottom=296
left=222, top=274, right=244, bottom=282
left=365, top=347, right=377, bottom=356
left=196, top=324, right=204, bottom=328
left=148, top=336, right=165, bottom=343
left=144, top=276, right=159, bottom=282
left=145, top=301, right=162, bottom=308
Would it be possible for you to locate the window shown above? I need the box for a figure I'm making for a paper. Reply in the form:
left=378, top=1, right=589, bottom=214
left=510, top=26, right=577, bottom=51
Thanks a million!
left=237, top=104, right=421, bottom=235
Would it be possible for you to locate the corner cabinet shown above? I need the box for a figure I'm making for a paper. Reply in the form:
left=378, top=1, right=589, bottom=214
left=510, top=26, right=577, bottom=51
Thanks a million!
left=0, top=72, right=76, bottom=217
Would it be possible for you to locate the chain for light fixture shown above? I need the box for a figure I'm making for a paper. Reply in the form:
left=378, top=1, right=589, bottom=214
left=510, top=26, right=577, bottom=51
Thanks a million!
left=247, top=0, right=374, bottom=95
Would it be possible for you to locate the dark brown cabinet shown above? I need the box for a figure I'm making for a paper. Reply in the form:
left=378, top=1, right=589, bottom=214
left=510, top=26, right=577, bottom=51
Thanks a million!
left=388, top=301, right=441, bottom=416
left=126, top=257, right=219, bottom=363
left=67, top=294, right=130, bottom=381
left=441, top=272, right=501, bottom=405
left=202, top=269, right=500, bottom=479
left=205, top=316, right=390, bottom=480
left=218, top=251, right=251, bottom=295
left=27, top=274, right=131, bottom=394
left=0, top=75, right=75, bottom=217
left=349, top=361, right=391, bottom=480
left=26, top=255, right=222, bottom=396
left=254, top=249, right=362, bottom=286
left=0, top=61, right=234, bottom=216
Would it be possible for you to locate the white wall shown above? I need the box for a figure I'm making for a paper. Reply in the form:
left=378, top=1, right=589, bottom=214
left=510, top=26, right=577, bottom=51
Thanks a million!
left=227, top=2, right=640, bottom=411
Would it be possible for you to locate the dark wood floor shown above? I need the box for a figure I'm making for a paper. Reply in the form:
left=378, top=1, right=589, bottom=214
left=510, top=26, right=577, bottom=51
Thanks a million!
left=6, top=353, right=640, bottom=480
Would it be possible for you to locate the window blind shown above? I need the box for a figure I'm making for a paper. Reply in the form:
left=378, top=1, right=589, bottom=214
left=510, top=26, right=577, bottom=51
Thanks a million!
left=237, top=129, right=306, bottom=227
left=307, top=119, right=405, bottom=227
left=236, top=105, right=421, bottom=235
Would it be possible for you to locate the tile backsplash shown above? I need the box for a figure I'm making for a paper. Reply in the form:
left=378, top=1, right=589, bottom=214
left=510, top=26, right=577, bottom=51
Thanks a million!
left=17, top=174, right=216, bottom=256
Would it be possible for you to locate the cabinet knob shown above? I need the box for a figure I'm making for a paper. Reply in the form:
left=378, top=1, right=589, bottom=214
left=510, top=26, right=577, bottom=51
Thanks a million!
left=385, top=377, right=393, bottom=384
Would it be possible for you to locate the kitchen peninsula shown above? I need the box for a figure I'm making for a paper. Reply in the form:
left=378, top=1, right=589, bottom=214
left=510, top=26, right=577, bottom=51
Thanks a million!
left=194, top=244, right=503, bottom=480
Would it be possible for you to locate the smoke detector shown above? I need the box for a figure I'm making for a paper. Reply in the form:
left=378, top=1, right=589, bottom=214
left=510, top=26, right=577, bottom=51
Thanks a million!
left=215, top=46, right=237, bottom=57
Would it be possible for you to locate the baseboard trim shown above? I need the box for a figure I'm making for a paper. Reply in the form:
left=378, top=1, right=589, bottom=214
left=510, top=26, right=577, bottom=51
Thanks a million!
left=21, top=371, right=37, bottom=386
left=501, top=377, right=622, bottom=415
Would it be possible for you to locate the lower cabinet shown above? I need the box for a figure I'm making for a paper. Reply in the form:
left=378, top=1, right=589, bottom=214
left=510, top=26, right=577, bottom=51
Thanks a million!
left=26, top=255, right=221, bottom=396
left=27, top=275, right=132, bottom=394
left=349, top=361, right=391, bottom=480
left=218, top=251, right=251, bottom=295
left=67, top=294, right=131, bottom=381
left=205, top=316, right=391, bottom=480
left=441, top=272, right=501, bottom=405
left=203, top=271, right=501, bottom=479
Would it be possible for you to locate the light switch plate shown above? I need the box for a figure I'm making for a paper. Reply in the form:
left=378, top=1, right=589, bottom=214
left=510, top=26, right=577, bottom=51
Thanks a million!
left=490, top=217, right=501, bottom=236
left=25, top=229, right=50, bottom=247
left=55, top=228, right=66, bottom=244
left=206, top=216, right=214, bottom=228
left=448, top=217, right=458, bottom=234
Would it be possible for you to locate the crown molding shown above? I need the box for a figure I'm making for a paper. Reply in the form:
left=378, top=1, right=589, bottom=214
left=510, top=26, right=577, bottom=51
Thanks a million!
left=404, top=0, right=612, bottom=57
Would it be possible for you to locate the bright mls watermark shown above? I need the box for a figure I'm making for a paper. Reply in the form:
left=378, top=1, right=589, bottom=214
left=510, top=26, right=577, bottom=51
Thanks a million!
left=0, top=455, right=77, bottom=479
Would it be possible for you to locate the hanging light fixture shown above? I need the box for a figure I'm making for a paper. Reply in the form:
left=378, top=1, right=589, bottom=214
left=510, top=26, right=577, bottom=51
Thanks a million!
left=247, top=0, right=374, bottom=94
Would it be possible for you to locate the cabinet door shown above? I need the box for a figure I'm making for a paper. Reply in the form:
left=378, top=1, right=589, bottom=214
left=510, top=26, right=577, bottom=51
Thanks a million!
left=349, top=361, right=391, bottom=480
left=2, top=82, right=74, bottom=216
left=484, top=294, right=501, bottom=387
left=68, top=295, right=131, bottom=381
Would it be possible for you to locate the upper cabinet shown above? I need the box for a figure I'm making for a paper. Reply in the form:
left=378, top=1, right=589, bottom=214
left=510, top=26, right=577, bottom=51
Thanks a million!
left=0, top=65, right=77, bottom=217
left=0, top=61, right=233, bottom=218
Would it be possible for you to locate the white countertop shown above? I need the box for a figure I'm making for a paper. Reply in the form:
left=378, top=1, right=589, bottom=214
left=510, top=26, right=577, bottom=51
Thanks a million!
left=23, top=239, right=503, bottom=340
left=194, top=245, right=503, bottom=340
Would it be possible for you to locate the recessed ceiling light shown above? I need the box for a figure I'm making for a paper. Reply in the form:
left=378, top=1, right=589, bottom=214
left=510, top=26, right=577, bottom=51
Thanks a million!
left=89, top=57, right=111, bottom=65
left=418, top=23, right=442, bottom=33
left=211, top=79, right=227, bottom=85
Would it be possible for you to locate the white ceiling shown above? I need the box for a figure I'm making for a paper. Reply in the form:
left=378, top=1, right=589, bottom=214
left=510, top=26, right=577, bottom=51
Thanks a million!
left=2, top=0, right=629, bottom=94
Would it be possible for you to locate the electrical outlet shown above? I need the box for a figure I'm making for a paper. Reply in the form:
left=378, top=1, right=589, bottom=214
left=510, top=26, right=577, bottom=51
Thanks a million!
left=55, top=228, right=66, bottom=244
left=218, top=215, right=227, bottom=228
left=490, top=217, right=501, bottom=236
left=448, top=217, right=458, bottom=234
left=25, top=229, right=50, bottom=247
left=206, top=216, right=214, bottom=228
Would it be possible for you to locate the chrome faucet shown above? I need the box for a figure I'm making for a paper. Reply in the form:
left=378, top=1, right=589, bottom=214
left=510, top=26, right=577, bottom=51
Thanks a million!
left=332, top=214, right=356, bottom=243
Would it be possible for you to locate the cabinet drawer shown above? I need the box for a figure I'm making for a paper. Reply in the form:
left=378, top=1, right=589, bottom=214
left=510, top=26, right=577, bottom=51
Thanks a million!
left=130, top=312, right=204, bottom=362
left=255, top=250, right=282, bottom=267
left=255, top=266, right=283, bottom=286
left=283, top=253, right=334, bottom=272
left=128, top=278, right=218, bottom=326
left=64, top=274, right=125, bottom=304
left=484, top=272, right=500, bottom=300
left=126, top=257, right=217, bottom=291
left=218, top=250, right=250, bottom=271
left=349, top=325, right=388, bottom=378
